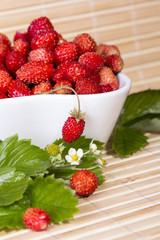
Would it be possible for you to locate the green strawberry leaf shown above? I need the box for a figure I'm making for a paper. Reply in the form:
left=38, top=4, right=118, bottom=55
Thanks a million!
left=0, top=194, right=30, bottom=230
left=112, top=127, right=148, bottom=158
left=54, top=136, right=104, bottom=155
left=111, top=89, right=160, bottom=158
left=0, top=134, right=51, bottom=176
left=27, top=175, right=79, bottom=223
left=131, top=117, right=160, bottom=133
left=0, top=167, right=29, bottom=206
left=120, top=89, right=160, bottom=127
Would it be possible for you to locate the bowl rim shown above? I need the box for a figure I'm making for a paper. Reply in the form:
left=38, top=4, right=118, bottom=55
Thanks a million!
left=0, top=72, right=131, bottom=103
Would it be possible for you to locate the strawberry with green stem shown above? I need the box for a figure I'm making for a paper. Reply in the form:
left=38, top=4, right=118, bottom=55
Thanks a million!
left=43, top=85, right=85, bottom=143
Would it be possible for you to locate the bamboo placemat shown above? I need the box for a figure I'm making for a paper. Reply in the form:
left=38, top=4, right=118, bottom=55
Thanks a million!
left=0, top=133, right=160, bottom=239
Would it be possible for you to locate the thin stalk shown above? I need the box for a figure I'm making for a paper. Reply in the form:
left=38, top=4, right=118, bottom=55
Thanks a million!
left=41, top=86, right=81, bottom=115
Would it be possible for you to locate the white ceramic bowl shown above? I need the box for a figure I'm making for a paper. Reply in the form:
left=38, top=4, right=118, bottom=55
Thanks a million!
left=0, top=73, right=131, bottom=148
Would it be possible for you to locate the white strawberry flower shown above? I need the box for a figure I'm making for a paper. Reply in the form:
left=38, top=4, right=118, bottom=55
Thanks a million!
left=90, top=140, right=101, bottom=155
left=65, top=148, right=83, bottom=165
left=97, top=158, right=106, bottom=166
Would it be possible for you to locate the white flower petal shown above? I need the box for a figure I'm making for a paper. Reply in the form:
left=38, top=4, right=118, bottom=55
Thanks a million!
left=97, top=158, right=106, bottom=165
left=97, top=159, right=103, bottom=165
left=77, top=148, right=83, bottom=158
left=91, top=143, right=97, bottom=151
left=71, top=161, right=79, bottom=165
left=65, top=155, right=72, bottom=162
left=68, top=148, right=76, bottom=156
left=94, top=150, right=101, bottom=155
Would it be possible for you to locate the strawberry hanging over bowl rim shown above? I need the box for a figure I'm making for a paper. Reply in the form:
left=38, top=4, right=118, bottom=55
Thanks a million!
left=0, top=73, right=131, bottom=148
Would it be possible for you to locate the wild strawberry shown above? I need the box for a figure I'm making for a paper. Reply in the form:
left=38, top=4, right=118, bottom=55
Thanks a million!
left=0, top=92, right=8, bottom=99
left=75, top=77, right=99, bottom=94
left=29, top=47, right=54, bottom=63
left=13, top=31, right=29, bottom=42
left=96, top=43, right=105, bottom=55
left=53, top=79, right=73, bottom=94
left=31, top=30, right=59, bottom=50
left=13, top=39, right=30, bottom=56
left=0, top=33, right=11, bottom=49
left=52, top=62, right=69, bottom=83
left=74, top=33, right=97, bottom=55
left=106, top=54, right=124, bottom=73
left=97, top=44, right=120, bottom=57
left=0, top=44, right=10, bottom=64
left=57, top=34, right=67, bottom=45
left=0, top=70, right=13, bottom=93
left=23, top=207, right=50, bottom=231
left=78, top=52, right=104, bottom=72
left=99, top=84, right=113, bottom=93
left=88, top=70, right=100, bottom=86
left=5, top=50, right=27, bottom=74
left=32, top=81, right=52, bottom=95
left=70, top=169, right=99, bottom=197
left=99, top=66, right=119, bottom=90
left=28, top=16, right=54, bottom=40
left=0, top=64, right=8, bottom=72
left=8, top=80, right=31, bottom=98
left=65, top=61, right=87, bottom=83
left=53, top=42, right=79, bottom=66
left=62, top=115, right=85, bottom=143
left=16, top=61, right=54, bottom=84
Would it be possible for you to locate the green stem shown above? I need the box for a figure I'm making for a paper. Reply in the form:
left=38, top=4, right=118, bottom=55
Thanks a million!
left=42, top=86, right=81, bottom=115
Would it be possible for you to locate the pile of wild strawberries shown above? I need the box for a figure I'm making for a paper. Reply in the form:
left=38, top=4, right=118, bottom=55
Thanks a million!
left=0, top=16, right=124, bottom=99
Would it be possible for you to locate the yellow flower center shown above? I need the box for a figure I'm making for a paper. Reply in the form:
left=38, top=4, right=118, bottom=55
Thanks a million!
left=72, top=155, right=78, bottom=161
left=101, top=159, right=106, bottom=165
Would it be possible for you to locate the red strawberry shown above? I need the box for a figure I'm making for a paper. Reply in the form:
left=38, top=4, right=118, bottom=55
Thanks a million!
left=8, top=80, right=31, bottom=98
left=5, top=50, right=27, bottom=74
left=23, top=207, right=50, bottom=231
left=97, top=44, right=120, bottom=57
left=57, top=33, right=67, bottom=45
left=28, top=16, right=54, bottom=40
left=13, top=39, right=30, bottom=56
left=74, top=33, right=97, bottom=55
left=65, top=61, right=87, bottom=83
left=78, top=52, right=104, bottom=72
left=29, top=47, right=54, bottom=63
left=0, top=44, right=10, bottom=64
left=53, top=42, right=79, bottom=65
left=70, top=169, right=99, bottom=197
left=62, top=115, right=85, bottom=143
left=0, top=70, right=13, bottom=93
left=16, top=61, right=54, bottom=84
left=32, top=81, right=52, bottom=95
left=0, top=64, right=8, bottom=72
left=31, top=30, right=59, bottom=50
left=0, top=33, right=11, bottom=49
left=13, top=31, right=29, bottom=42
left=0, top=92, right=8, bottom=99
left=88, top=70, right=100, bottom=86
left=106, top=54, right=124, bottom=73
left=99, top=84, right=113, bottom=93
left=99, top=66, right=119, bottom=90
left=53, top=79, right=73, bottom=94
left=96, top=43, right=105, bottom=55
left=52, top=62, right=69, bottom=83
left=75, top=77, right=99, bottom=94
